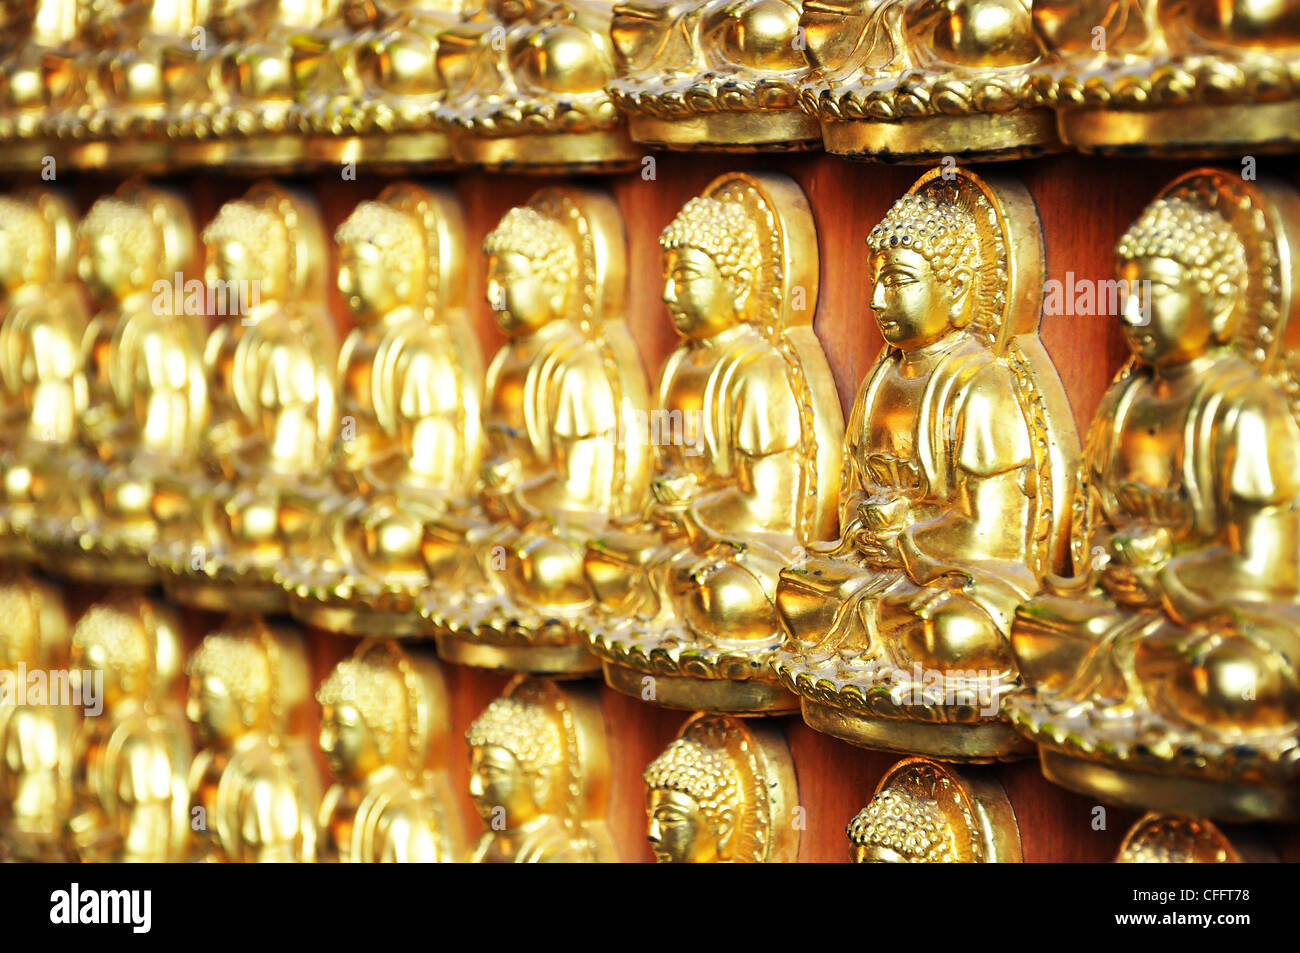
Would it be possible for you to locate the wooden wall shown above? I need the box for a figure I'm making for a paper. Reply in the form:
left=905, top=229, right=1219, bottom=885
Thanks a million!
left=30, top=146, right=1300, bottom=862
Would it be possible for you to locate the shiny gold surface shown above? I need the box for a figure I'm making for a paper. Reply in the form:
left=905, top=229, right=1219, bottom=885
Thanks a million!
left=1005, top=169, right=1300, bottom=821
left=583, top=171, right=843, bottom=714
left=773, top=166, right=1079, bottom=760
left=1116, top=813, right=1264, bottom=863
left=318, top=640, right=463, bottom=861
left=848, top=756, right=1020, bottom=861
left=465, top=675, right=616, bottom=862
left=282, top=185, right=482, bottom=637
left=424, top=186, right=651, bottom=675
left=644, top=711, right=797, bottom=862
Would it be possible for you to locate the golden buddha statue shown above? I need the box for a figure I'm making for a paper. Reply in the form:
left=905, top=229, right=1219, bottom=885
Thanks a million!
left=607, top=0, right=820, bottom=150
left=66, top=591, right=191, bottom=862
left=0, top=189, right=89, bottom=564
left=798, top=0, right=1058, bottom=161
left=1031, top=0, right=1300, bottom=155
left=582, top=172, right=843, bottom=714
left=0, top=0, right=79, bottom=172
left=434, top=0, right=638, bottom=170
left=30, top=182, right=205, bottom=584
left=283, top=185, right=482, bottom=637
left=0, top=570, right=73, bottom=862
left=772, top=167, right=1078, bottom=761
left=317, top=640, right=463, bottom=862
left=170, top=0, right=343, bottom=169
left=644, top=712, right=798, bottom=862
left=152, top=182, right=335, bottom=614
left=465, top=676, right=616, bottom=862
left=1116, top=813, right=1271, bottom=863
left=846, top=757, right=1020, bottom=862
left=423, top=187, right=651, bottom=676
left=186, top=616, right=321, bottom=862
left=293, top=0, right=464, bottom=166
left=1005, top=170, right=1300, bottom=821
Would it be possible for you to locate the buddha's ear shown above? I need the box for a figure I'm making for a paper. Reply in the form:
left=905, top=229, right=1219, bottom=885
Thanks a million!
left=715, top=807, right=737, bottom=855
left=729, top=270, right=752, bottom=315
left=948, top=266, right=974, bottom=325
left=1209, top=277, right=1238, bottom=342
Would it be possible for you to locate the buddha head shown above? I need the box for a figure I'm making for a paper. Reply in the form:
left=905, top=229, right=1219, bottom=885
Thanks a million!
left=465, top=695, right=564, bottom=830
left=1114, top=197, right=1246, bottom=370
left=659, top=196, right=761, bottom=341
left=202, top=199, right=291, bottom=303
left=335, top=200, right=425, bottom=323
left=0, top=196, right=53, bottom=294
left=78, top=197, right=163, bottom=303
left=70, top=603, right=151, bottom=708
left=846, top=787, right=958, bottom=862
left=867, top=192, right=979, bottom=352
left=185, top=630, right=275, bottom=748
left=643, top=736, right=743, bottom=863
left=316, top=653, right=410, bottom=782
left=0, top=574, right=68, bottom=671
left=482, top=206, right=578, bottom=336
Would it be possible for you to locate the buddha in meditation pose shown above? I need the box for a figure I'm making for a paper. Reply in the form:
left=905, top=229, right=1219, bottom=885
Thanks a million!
left=582, top=172, right=842, bottom=713
left=317, top=641, right=462, bottom=862
left=31, top=183, right=205, bottom=581
left=0, top=571, right=73, bottom=862
left=186, top=617, right=320, bottom=862
left=773, top=168, right=1077, bottom=760
left=0, top=190, right=89, bottom=562
left=282, top=185, right=482, bottom=636
left=423, top=188, right=650, bottom=675
left=152, top=183, right=335, bottom=613
left=1005, top=170, right=1300, bottom=820
left=66, top=592, right=191, bottom=862
left=465, top=677, right=615, bottom=862
left=643, top=712, right=798, bottom=863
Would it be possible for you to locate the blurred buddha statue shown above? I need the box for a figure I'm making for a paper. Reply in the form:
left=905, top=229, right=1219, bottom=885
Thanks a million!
left=423, top=188, right=650, bottom=676
left=292, top=0, right=464, bottom=166
left=644, top=712, right=797, bottom=862
left=798, top=0, right=1057, bottom=161
left=30, top=182, right=205, bottom=584
left=582, top=172, right=842, bottom=714
left=152, top=182, right=334, bottom=614
left=186, top=616, right=320, bottom=862
left=317, top=640, right=463, bottom=862
left=608, top=0, right=819, bottom=150
left=0, top=0, right=79, bottom=172
left=773, top=167, right=1078, bottom=761
left=1116, top=813, right=1272, bottom=863
left=1006, top=170, right=1300, bottom=821
left=434, top=0, right=638, bottom=170
left=0, top=571, right=73, bottom=861
left=466, top=676, right=616, bottom=862
left=846, top=757, right=1020, bottom=862
left=283, top=185, right=482, bottom=637
left=66, top=591, right=191, bottom=862
left=1031, top=0, right=1300, bottom=155
left=0, top=189, right=88, bottom=564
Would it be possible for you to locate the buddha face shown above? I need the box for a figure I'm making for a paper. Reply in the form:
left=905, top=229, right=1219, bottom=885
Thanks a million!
left=338, top=240, right=404, bottom=321
left=646, top=787, right=718, bottom=863
left=469, top=743, right=539, bottom=828
left=870, top=246, right=970, bottom=352
left=486, top=251, right=561, bottom=335
left=319, top=701, right=382, bottom=781
left=187, top=673, right=244, bottom=746
left=211, top=236, right=276, bottom=301
left=662, top=246, right=740, bottom=340
left=1118, top=256, right=1232, bottom=369
left=81, top=232, right=146, bottom=301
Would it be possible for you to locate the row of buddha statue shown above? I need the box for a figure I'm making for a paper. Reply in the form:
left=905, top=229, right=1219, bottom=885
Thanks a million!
left=0, top=573, right=1268, bottom=862
left=0, top=0, right=1297, bottom=174
left=0, top=159, right=1298, bottom=859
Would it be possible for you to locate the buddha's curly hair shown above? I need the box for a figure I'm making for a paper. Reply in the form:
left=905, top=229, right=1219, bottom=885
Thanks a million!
left=79, top=197, right=161, bottom=275
left=0, top=196, right=52, bottom=279
left=658, top=197, right=762, bottom=295
left=186, top=631, right=273, bottom=727
left=334, top=201, right=423, bottom=292
left=482, top=206, right=578, bottom=310
left=71, top=604, right=149, bottom=686
left=867, top=192, right=979, bottom=284
left=1116, top=197, right=1246, bottom=296
left=643, top=737, right=742, bottom=840
left=466, top=696, right=564, bottom=805
left=846, top=787, right=956, bottom=862
left=201, top=200, right=289, bottom=286
left=317, top=655, right=408, bottom=762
